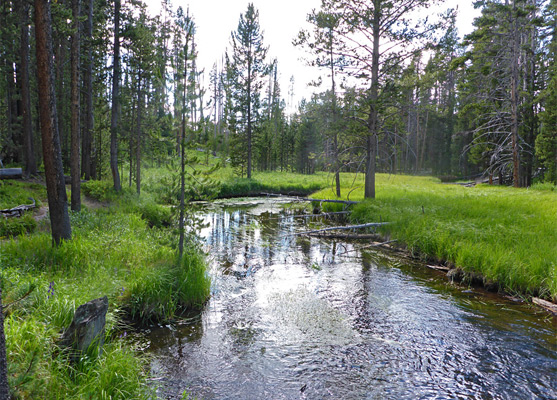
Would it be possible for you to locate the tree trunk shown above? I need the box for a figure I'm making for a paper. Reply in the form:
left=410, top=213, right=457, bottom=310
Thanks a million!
left=81, top=0, right=94, bottom=180
left=19, top=1, right=37, bottom=176
left=110, top=0, right=122, bottom=191
left=179, top=23, right=192, bottom=260
left=0, top=287, right=9, bottom=399
left=247, top=62, right=252, bottom=179
left=365, top=0, right=381, bottom=199
left=136, top=73, right=142, bottom=195
left=35, top=0, right=72, bottom=244
left=70, top=0, right=81, bottom=211
left=510, top=0, right=521, bottom=188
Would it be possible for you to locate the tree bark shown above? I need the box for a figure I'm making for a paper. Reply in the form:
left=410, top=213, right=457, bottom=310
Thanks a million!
left=82, top=0, right=94, bottom=180
left=70, top=0, right=81, bottom=211
left=0, top=287, right=9, bottom=399
left=35, top=0, right=72, bottom=244
left=110, top=0, right=122, bottom=191
left=365, top=0, right=381, bottom=199
left=136, top=72, right=142, bottom=195
left=510, top=0, right=521, bottom=188
left=19, top=1, right=37, bottom=176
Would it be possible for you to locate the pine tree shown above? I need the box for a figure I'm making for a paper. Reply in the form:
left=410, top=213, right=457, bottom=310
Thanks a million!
left=229, top=3, right=268, bottom=179
left=35, top=0, right=72, bottom=244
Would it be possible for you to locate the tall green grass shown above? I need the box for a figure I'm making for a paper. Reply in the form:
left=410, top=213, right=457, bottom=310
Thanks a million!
left=312, top=174, right=557, bottom=300
left=2, top=181, right=211, bottom=398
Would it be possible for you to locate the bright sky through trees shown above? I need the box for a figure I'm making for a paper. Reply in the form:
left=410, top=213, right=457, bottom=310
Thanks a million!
left=146, top=0, right=477, bottom=111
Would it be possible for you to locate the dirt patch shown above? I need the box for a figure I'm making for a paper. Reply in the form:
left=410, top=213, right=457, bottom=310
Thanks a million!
left=82, top=195, right=108, bottom=210
left=33, top=206, right=48, bottom=222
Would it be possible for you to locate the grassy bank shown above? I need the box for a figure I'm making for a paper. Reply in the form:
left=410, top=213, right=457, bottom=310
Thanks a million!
left=312, top=174, right=557, bottom=301
left=1, top=181, right=210, bottom=398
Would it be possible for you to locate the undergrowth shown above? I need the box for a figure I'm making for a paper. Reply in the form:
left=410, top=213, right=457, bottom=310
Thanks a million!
left=1, top=178, right=210, bottom=399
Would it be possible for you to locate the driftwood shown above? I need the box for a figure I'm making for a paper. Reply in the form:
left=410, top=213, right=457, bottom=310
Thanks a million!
left=291, top=222, right=389, bottom=237
left=532, top=298, right=557, bottom=315
left=290, top=211, right=351, bottom=219
left=293, top=197, right=359, bottom=205
left=307, top=232, right=385, bottom=240
left=0, top=168, right=22, bottom=179
left=0, top=198, right=36, bottom=218
left=426, top=264, right=452, bottom=272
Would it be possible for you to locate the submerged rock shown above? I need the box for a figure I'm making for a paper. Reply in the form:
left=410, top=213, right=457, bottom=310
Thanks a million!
left=60, top=296, right=108, bottom=360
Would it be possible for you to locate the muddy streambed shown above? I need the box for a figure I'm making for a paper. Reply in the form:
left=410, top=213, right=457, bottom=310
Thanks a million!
left=140, top=198, right=556, bottom=399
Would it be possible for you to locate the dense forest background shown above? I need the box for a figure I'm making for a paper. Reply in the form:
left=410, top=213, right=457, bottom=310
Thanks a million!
left=0, top=0, right=555, bottom=194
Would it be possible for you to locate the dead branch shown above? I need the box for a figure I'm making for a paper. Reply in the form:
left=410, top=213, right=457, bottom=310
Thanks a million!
left=0, top=198, right=36, bottom=218
left=290, top=222, right=389, bottom=237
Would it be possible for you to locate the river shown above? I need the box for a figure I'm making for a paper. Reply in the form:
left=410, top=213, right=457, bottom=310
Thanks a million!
left=142, top=198, right=556, bottom=399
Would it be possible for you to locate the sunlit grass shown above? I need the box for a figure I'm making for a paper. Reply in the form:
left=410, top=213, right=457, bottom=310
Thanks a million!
left=313, top=174, right=557, bottom=300
left=1, top=180, right=210, bottom=398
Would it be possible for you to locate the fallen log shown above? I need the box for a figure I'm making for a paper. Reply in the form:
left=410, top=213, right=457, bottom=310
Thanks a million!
left=290, top=222, right=389, bottom=237
left=426, top=264, right=452, bottom=272
left=262, top=193, right=359, bottom=206
left=307, top=233, right=384, bottom=240
left=0, top=198, right=36, bottom=218
left=294, top=197, right=359, bottom=205
left=290, top=211, right=351, bottom=219
left=0, top=168, right=22, bottom=179
left=532, top=297, right=557, bottom=315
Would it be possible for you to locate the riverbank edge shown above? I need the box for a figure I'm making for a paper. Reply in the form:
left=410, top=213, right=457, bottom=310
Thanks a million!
left=301, top=197, right=557, bottom=316
left=213, top=188, right=557, bottom=313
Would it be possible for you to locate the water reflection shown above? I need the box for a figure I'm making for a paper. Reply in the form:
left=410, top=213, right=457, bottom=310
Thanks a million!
left=145, top=198, right=556, bottom=400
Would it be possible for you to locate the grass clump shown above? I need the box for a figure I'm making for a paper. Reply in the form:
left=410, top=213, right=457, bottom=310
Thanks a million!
left=124, top=250, right=210, bottom=322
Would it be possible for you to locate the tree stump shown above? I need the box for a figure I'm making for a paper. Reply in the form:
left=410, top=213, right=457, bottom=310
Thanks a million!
left=60, top=296, right=108, bottom=361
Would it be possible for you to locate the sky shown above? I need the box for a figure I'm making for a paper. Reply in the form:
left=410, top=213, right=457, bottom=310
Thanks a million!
left=143, top=0, right=482, bottom=113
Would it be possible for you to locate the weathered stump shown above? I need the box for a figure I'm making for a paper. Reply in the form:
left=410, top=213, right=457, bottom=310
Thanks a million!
left=60, top=296, right=108, bottom=360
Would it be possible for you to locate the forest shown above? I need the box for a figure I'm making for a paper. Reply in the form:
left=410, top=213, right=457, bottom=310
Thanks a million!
left=0, top=0, right=555, bottom=197
left=0, top=0, right=556, bottom=399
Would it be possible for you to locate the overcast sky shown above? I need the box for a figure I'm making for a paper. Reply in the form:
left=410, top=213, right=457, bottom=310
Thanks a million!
left=143, top=0, right=481, bottom=113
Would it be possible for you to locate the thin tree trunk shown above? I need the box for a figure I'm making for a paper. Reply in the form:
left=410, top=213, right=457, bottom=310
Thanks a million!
left=110, top=0, right=122, bottom=191
left=136, top=73, right=142, bottom=195
left=19, top=1, right=37, bottom=176
left=82, top=0, right=94, bottom=180
left=179, top=22, right=192, bottom=259
left=70, top=0, right=81, bottom=211
left=511, top=0, right=520, bottom=187
left=35, top=0, right=72, bottom=244
left=365, top=0, right=380, bottom=199
left=0, top=287, right=9, bottom=399
left=330, top=35, right=341, bottom=197
left=247, top=59, right=252, bottom=179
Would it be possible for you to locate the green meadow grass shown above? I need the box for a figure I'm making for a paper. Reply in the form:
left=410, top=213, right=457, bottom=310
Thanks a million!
left=312, top=174, right=557, bottom=301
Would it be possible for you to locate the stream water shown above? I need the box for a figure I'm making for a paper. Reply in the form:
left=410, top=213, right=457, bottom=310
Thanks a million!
left=142, top=198, right=556, bottom=399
